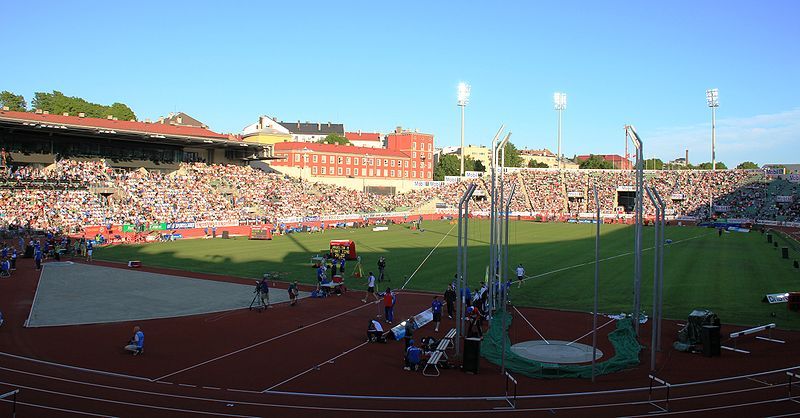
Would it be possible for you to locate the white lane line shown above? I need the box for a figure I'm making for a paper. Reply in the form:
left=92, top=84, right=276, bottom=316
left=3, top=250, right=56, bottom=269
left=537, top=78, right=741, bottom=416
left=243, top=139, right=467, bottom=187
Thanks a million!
left=0, top=351, right=152, bottom=382
left=566, top=318, right=616, bottom=346
left=23, top=262, right=47, bottom=328
left=0, top=398, right=114, bottom=418
left=154, top=301, right=376, bottom=381
left=401, top=222, right=457, bottom=290
left=513, top=306, right=549, bottom=344
left=263, top=341, right=369, bottom=392
left=520, top=232, right=709, bottom=284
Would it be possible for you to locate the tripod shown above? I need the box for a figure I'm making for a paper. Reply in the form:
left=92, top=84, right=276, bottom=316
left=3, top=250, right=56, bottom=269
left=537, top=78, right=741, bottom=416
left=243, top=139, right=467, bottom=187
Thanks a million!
left=249, top=282, right=266, bottom=312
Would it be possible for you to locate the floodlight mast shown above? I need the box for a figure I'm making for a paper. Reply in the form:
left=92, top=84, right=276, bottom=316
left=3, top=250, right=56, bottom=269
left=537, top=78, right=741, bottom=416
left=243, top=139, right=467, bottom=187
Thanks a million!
left=554, top=92, right=567, bottom=169
left=457, top=82, right=471, bottom=177
left=706, top=88, right=719, bottom=171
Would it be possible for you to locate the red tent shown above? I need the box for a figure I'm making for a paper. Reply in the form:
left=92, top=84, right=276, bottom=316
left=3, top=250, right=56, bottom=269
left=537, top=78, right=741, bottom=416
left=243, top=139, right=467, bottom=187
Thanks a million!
left=330, top=240, right=357, bottom=260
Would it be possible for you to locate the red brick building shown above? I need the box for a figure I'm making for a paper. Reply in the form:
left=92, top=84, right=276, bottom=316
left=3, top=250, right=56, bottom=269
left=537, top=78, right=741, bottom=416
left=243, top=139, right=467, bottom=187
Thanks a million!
left=271, top=129, right=434, bottom=180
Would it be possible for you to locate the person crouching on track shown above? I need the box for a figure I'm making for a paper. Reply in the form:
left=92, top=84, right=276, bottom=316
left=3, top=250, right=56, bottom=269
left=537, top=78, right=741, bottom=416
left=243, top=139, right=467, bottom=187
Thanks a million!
left=404, top=340, right=423, bottom=371
left=367, top=319, right=386, bottom=343
left=288, top=281, right=299, bottom=306
left=124, top=325, right=144, bottom=355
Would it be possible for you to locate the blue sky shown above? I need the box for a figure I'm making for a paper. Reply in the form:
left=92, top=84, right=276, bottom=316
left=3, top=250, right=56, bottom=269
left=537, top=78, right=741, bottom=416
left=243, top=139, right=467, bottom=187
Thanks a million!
left=1, top=1, right=798, bottom=165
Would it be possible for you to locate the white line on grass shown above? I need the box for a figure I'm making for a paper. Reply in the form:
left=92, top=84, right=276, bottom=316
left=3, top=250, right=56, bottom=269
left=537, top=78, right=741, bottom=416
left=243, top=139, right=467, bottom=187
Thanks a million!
left=154, top=301, right=376, bottom=381
left=520, top=232, right=709, bottom=284
left=262, top=341, right=369, bottom=392
left=401, top=222, right=457, bottom=290
left=513, top=306, right=549, bottom=344
left=566, top=318, right=616, bottom=346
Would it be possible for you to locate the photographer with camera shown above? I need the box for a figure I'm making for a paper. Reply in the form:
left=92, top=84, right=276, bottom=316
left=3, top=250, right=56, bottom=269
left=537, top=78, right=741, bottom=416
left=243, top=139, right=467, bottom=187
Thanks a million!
left=377, top=256, right=386, bottom=282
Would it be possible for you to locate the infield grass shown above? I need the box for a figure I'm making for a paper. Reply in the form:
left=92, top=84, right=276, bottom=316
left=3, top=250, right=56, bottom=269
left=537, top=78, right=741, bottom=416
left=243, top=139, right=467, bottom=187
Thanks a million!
left=96, top=220, right=800, bottom=329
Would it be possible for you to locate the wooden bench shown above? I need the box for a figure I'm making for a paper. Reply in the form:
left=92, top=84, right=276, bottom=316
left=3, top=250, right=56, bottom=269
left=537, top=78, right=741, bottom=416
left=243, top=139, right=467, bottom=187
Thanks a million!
left=442, top=328, right=457, bottom=349
left=422, top=350, right=445, bottom=377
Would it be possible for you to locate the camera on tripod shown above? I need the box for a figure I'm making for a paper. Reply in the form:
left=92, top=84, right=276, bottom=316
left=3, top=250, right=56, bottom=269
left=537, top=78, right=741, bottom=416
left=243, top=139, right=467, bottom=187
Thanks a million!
left=249, top=273, right=270, bottom=311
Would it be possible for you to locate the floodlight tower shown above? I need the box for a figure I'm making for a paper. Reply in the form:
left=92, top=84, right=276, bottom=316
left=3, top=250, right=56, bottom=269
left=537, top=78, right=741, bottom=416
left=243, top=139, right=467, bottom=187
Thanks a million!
left=706, top=88, right=719, bottom=171
left=457, top=82, right=471, bottom=176
left=554, top=92, right=567, bottom=169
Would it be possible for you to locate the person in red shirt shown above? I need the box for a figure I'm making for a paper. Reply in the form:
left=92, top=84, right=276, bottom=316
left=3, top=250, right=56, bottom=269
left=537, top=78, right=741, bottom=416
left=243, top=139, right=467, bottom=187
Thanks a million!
left=383, top=288, right=396, bottom=324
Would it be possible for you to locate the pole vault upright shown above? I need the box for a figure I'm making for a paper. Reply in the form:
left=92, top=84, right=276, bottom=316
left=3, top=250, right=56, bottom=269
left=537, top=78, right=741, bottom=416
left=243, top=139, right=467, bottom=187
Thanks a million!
left=488, top=126, right=507, bottom=316
left=500, top=182, right=517, bottom=374
left=625, top=125, right=644, bottom=334
left=456, top=183, right=477, bottom=360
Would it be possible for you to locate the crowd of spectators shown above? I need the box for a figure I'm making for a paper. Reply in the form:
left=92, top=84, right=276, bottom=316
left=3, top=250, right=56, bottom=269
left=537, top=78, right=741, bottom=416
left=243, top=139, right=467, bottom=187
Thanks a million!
left=1, top=159, right=797, bottom=233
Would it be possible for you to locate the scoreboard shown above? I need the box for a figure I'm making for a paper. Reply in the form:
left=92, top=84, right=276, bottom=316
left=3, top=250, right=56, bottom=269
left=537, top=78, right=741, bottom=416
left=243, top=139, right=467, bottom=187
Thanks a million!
left=329, top=239, right=357, bottom=260
left=249, top=227, right=272, bottom=240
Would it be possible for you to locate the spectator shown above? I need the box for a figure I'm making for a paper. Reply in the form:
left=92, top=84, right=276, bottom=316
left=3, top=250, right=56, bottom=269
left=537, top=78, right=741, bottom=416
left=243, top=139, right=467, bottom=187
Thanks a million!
left=124, top=325, right=144, bottom=355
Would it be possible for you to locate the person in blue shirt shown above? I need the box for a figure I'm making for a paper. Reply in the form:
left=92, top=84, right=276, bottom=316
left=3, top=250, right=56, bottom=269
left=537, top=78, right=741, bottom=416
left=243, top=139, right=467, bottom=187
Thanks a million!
left=34, top=248, right=42, bottom=270
left=431, top=295, right=444, bottom=332
left=10, top=249, right=17, bottom=270
left=339, top=257, right=345, bottom=274
left=124, top=325, right=144, bottom=355
left=86, top=241, right=93, bottom=263
left=0, top=258, right=10, bottom=277
left=404, top=340, right=423, bottom=371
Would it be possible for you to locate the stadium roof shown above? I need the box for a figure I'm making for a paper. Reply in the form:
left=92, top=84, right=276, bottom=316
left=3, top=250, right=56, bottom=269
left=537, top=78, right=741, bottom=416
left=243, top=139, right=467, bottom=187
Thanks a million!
left=0, top=110, right=228, bottom=141
left=274, top=141, right=409, bottom=158
left=277, top=120, right=345, bottom=136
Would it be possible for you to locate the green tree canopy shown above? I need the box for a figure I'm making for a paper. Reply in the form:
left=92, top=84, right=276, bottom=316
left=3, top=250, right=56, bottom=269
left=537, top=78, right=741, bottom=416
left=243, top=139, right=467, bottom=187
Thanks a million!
left=736, top=161, right=759, bottom=169
left=502, top=142, right=524, bottom=167
left=31, top=90, right=137, bottom=120
left=579, top=155, right=614, bottom=169
left=471, top=159, right=486, bottom=172
left=644, top=158, right=664, bottom=170
left=697, top=161, right=728, bottom=170
left=434, top=154, right=461, bottom=180
left=0, top=91, right=27, bottom=111
left=527, top=159, right=549, bottom=168
left=318, top=134, right=351, bottom=145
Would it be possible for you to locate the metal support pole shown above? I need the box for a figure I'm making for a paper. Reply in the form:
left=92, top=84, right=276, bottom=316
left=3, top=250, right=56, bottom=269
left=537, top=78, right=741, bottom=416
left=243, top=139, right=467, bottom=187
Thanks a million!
left=500, top=183, right=517, bottom=374
left=455, top=183, right=477, bottom=360
left=591, top=185, right=600, bottom=382
left=645, top=186, right=660, bottom=372
left=627, top=125, right=644, bottom=335
left=460, top=104, right=466, bottom=176
left=711, top=105, right=716, bottom=171
left=653, top=188, right=667, bottom=351
left=557, top=108, right=563, bottom=170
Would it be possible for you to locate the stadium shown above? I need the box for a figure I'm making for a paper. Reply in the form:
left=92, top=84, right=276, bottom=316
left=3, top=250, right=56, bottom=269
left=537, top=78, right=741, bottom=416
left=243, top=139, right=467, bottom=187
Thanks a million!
left=2, top=3, right=800, bottom=417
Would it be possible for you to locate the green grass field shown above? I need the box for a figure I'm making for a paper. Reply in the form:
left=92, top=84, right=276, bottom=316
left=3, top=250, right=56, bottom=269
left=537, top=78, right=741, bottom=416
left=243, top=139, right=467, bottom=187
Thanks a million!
left=96, top=220, right=800, bottom=329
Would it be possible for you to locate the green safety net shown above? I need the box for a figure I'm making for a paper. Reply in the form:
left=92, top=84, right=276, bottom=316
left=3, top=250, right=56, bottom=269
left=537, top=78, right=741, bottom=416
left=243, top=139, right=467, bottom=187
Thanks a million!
left=481, top=309, right=642, bottom=379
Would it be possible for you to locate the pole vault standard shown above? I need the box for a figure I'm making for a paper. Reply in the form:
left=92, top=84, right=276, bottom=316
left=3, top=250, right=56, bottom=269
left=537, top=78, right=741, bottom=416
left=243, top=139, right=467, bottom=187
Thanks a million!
left=500, top=182, right=517, bottom=374
left=653, top=187, right=666, bottom=352
left=626, top=125, right=644, bottom=335
left=645, top=185, right=661, bottom=372
left=456, top=183, right=477, bottom=360
left=488, top=126, right=508, bottom=317
left=591, top=185, right=600, bottom=383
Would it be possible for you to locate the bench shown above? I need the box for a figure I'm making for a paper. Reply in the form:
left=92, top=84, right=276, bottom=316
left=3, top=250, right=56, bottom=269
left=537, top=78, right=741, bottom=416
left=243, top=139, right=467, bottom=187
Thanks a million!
left=443, top=328, right=456, bottom=350
left=422, top=350, right=445, bottom=377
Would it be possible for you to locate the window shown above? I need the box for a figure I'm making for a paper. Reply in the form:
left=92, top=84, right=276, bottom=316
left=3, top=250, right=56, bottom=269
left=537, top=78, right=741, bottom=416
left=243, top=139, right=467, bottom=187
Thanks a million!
left=412, top=142, right=416, bottom=150
left=412, top=152, right=416, bottom=158
left=377, top=159, right=381, bottom=167
left=391, top=170, right=395, bottom=177
left=427, top=171, right=431, bottom=178
left=384, top=159, right=388, bottom=166
left=383, top=169, right=388, bottom=177
left=346, top=157, right=351, bottom=164
left=404, top=170, right=408, bottom=177
left=312, top=166, right=318, bottom=174
left=312, top=155, right=318, bottom=163
left=404, top=160, right=409, bottom=168
left=362, top=157, right=367, bottom=165
left=370, top=158, right=374, bottom=166
left=321, top=167, right=326, bottom=174
left=294, top=154, right=300, bottom=162
left=354, top=168, right=359, bottom=176
left=412, top=161, right=416, bottom=168
left=369, top=169, right=374, bottom=176
left=412, top=171, right=417, bottom=178
left=338, top=157, right=343, bottom=164
left=391, top=160, right=395, bottom=167
left=346, top=168, right=351, bottom=175
left=322, top=155, right=327, bottom=163
left=338, top=167, right=342, bottom=175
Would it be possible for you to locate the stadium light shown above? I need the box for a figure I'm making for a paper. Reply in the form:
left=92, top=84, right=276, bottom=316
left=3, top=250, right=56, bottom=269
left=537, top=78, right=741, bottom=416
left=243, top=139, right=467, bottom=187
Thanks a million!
left=457, top=82, right=471, bottom=176
left=553, top=92, right=567, bottom=169
left=706, top=88, right=719, bottom=171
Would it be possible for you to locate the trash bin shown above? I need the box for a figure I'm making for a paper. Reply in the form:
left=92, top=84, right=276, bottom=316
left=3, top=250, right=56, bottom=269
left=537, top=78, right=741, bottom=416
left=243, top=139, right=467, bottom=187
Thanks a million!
left=701, top=325, right=721, bottom=357
left=462, top=337, right=482, bottom=374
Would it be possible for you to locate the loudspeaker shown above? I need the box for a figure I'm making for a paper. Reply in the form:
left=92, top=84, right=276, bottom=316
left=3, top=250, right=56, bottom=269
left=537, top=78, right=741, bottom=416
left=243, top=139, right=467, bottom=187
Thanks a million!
left=701, top=325, right=721, bottom=357
left=462, top=337, right=481, bottom=374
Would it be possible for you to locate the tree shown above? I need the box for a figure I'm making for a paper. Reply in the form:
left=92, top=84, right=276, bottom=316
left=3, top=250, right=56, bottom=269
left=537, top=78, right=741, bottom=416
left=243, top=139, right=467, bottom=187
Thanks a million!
left=643, top=158, right=664, bottom=170
left=736, top=161, right=759, bottom=169
left=579, top=155, right=614, bottom=169
left=434, top=154, right=461, bottom=180
left=527, top=159, right=549, bottom=168
left=318, top=134, right=351, bottom=145
left=503, top=142, right=524, bottom=167
left=472, top=159, right=486, bottom=172
left=31, top=90, right=137, bottom=120
left=697, top=161, right=727, bottom=170
left=0, top=91, right=26, bottom=111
